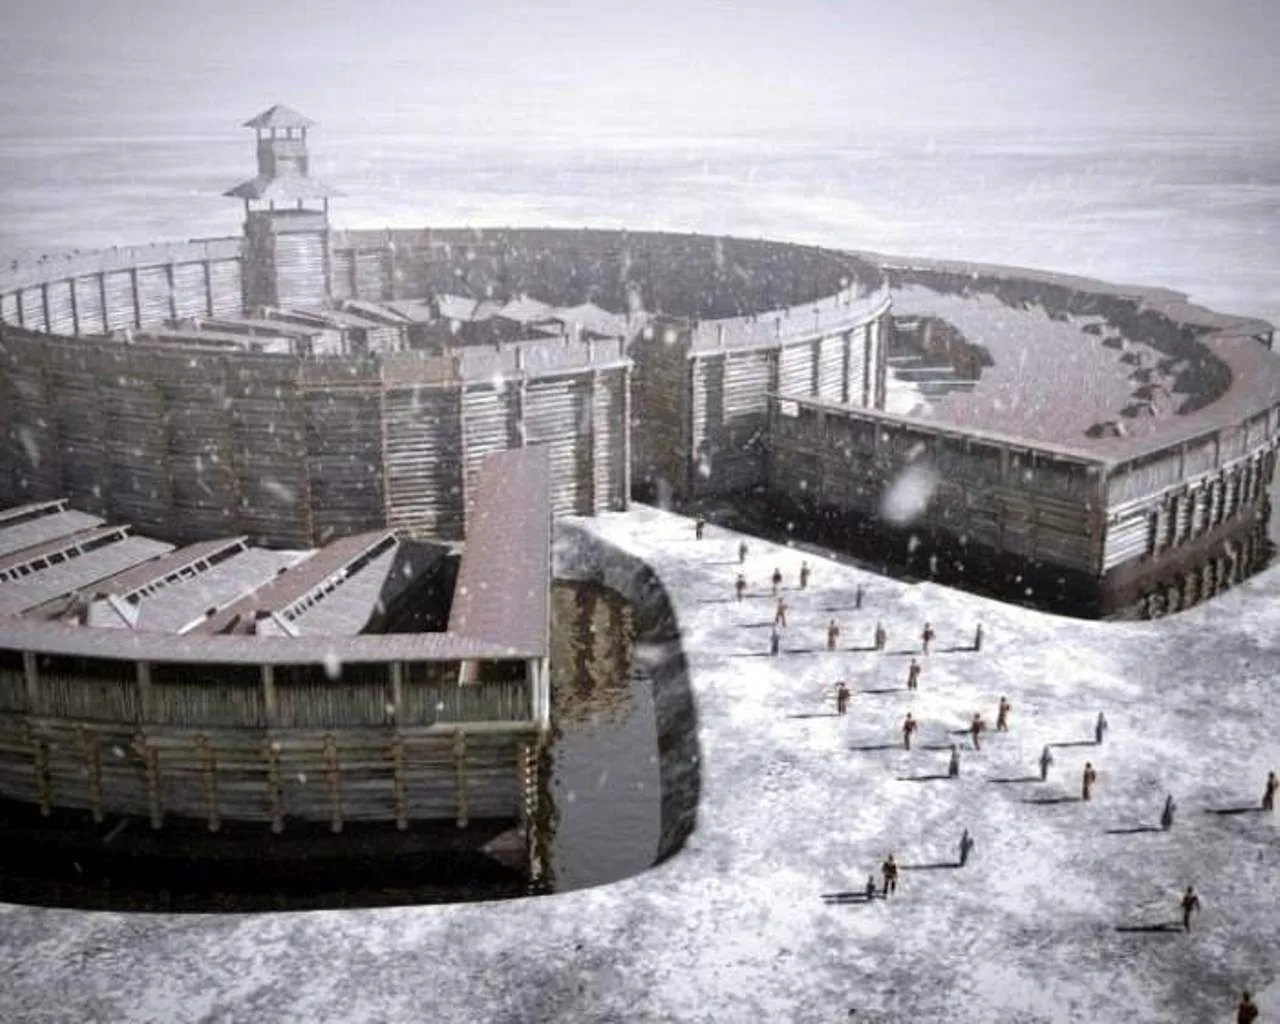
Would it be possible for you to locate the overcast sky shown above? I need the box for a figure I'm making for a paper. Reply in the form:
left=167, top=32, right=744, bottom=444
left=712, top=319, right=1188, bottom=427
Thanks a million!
left=1, top=0, right=1277, bottom=137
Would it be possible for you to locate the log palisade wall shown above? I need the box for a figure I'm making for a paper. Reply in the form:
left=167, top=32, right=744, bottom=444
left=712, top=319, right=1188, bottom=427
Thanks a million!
left=768, top=395, right=1280, bottom=617
left=0, top=326, right=629, bottom=546
left=0, top=651, right=538, bottom=830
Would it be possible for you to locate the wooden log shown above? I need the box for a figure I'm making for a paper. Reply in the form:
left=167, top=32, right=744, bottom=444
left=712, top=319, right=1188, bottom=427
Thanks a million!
left=454, top=728, right=469, bottom=828
left=391, top=734, right=407, bottom=830
left=76, top=725, right=104, bottom=823
left=324, top=733, right=343, bottom=833
left=27, top=725, right=51, bottom=817
left=260, top=737, right=284, bottom=832
left=135, top=733, right=163, bottom=829
left=197, top=733, right=220, bottom=832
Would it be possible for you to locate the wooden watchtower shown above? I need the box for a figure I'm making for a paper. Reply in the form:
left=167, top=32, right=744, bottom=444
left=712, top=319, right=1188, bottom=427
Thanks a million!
left=225, top=104, right=343, bottom=313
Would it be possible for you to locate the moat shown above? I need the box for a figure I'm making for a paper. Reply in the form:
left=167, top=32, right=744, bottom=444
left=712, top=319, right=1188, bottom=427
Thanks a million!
left=0, top=579, right=663, bottom=911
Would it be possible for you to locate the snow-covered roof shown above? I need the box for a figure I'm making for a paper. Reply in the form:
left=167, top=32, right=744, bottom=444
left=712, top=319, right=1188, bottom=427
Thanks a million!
left=242, top=104, right=315, bottom=130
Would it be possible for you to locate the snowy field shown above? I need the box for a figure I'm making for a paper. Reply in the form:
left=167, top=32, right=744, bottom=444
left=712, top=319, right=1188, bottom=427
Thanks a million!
left=0, top=504, right=1277, bottom=1023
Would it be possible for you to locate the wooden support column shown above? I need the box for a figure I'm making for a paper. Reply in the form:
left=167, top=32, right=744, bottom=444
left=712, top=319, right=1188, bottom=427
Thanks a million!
left=621, top=362, right=632, bottom=510
left=454, top=729, right=469, bottom=828
left=77, top=725, right=104, bottom=823
left=14, top=287, right=24, bottom=327
left=40, top=283, right=51, bottom=332
left=136, top=661, right=152, bottom=723
left=165, top=263, right=178, bottom=320
left=197, top=734, right=220, bottom=832
left=22, top=650, right=38, bottom=712
left=201, top=260, right=214, bottom=317
left=129, top=267, right=142, bottom=328
left=390, top=661, right=404, bottom=724
left=391, top=734, right=407, bottom=831
left=69, top=275, right=80, bottom=336
left=27, top=725, right=51, bottom=817
left=136, top=733, right=163, bottom=829
left=98, top=272, right=108, bottom=329
left=261, top=664, right=277, bottom=727
left=588, top=368, right=599, bottom=513
left=324, top=734, right=343, bottom=833
left=264, top=738, right=284, bottom=833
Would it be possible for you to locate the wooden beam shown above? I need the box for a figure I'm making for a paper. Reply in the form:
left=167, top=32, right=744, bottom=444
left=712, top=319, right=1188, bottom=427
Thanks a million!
left=198, top=734, right=220, bottom=832
left=264, top=738, right=284, bottom=833
left=28, top=725, right=51, bottom=817
left=391, top=734, right=407, bottom=831
left=454, top=729, right=468, bottom=828
left=324, top=734, right=343, bottom=833
left=77, top=725, right=104, bottom=823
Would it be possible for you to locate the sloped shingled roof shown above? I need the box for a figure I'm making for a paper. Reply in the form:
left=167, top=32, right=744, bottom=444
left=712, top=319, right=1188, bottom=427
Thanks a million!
left=242, top=104, right=315, bottom=130
left=223, top=175, right=344, bottom=201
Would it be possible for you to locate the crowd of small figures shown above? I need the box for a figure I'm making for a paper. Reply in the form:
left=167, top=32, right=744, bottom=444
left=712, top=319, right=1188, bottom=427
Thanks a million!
left=693, top=515, right=1275, bottom=1022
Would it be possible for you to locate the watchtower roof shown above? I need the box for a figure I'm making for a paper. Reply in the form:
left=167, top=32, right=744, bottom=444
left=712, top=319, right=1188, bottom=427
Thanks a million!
left=223, top=175, right=344, bottom=201
left=243, top=104, right=315, bottom=130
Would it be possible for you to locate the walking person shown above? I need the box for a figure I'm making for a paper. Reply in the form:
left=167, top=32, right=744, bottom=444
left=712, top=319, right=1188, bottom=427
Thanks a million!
left=906, top=658, right=921, bottom=691
left=1039, top=744, right=1054, bottom=782
left=921, top=621, right=935, bottom=656
left=874, top=621, right=887, bottom=651
left=771, top=567, right=783, bottom=596
left=769, top=627, right=781, bottom=657
left=902, top=713, right=918, bottom=751
left=827, top=618, right=841, bottom=652
left=1082, top=761, right=1097, bottom=801
left=735, top=573, right=747, bottom=602
left=973, top=623, right=983, bottom=652
left=799, top=560, right=811, bottom=590
left=1263, top=770, right=1277, bottom=811
left=835, top=682, right=851, bottom=716
left=1160, top=794, right=1176, bottom=831
left=694, top=517, right=705, bottom=540
left=1180, top=885, right=1201, bottom=932
left=970, top=713, right=984, bottom=751
left=948, top=743, right=961, bottom=778
left=738, top=540, right=749, bottom=564
left=855, top=583, right=865, bottom=610
left=995, top=696, right=1011, bottom=733
left=1237, top=990, right=1259, bottom=1024
left=1095, top=712, right=1109, bottom=745
left=958, top=829, right=974, bottom=866
left=881, top=854, right=898, bottom=897
left=774, top=597, right=789, bottom=628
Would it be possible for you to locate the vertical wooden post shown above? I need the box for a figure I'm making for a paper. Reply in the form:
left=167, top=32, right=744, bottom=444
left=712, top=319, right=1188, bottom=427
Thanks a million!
left=588, top=369, right=599, bottom=513
left=264, top=738, right=284, bottom=833
left=262, top=664, right=277, bottom=727
left=136, top=660, right=152, bottom=723
left=391, top=734, right=407, bottom=831
left=40, top=283, right=51, bottom=332
left=77, top=725, right=104, bottom=823
left=15, top=287, right=25, bottom=327
left=70, top=276, right=81, bottom=336
left=390, top=661, right=404, bottom=724
left=129, top=267, right=142, bottom=328
left=136, top=733, right=163, bottom=830
left=165, top=262, right=178, bottom=321
left=197, top=734, right=220, bottom=832
left=324, top=734, right=343, bottom=833
left=454, top=729, right=468, bottom=828
left=621, top=363, right=632, bottom=510
left=97, top=272, right=109, bottom=330
left=27, top=724, right=51, bottom=817
left=22, top=650, right=38, bottom=712
left=202, top=260, right=214, bottom=317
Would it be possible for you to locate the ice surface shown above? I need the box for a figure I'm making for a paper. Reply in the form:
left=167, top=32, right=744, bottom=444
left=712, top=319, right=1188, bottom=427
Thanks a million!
left=0, top=506, right=1277, bottom=1023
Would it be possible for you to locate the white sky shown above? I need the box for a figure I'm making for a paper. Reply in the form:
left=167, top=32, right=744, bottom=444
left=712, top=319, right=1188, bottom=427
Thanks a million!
left=1, top=0, right=1277, bottom=136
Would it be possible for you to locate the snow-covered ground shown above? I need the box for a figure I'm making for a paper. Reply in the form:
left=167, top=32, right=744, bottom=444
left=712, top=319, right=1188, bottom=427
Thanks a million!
left=1, top=504, right=1277, bottom=1024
